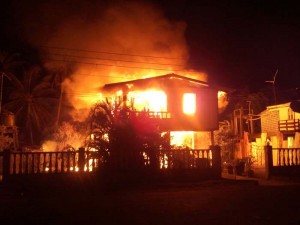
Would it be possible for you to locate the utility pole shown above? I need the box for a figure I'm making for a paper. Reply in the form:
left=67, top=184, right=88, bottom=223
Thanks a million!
left=246, top=101, right=254, bottom=134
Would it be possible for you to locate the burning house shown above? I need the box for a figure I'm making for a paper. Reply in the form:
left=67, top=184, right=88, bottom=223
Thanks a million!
left=101, top=73, right=219, bottom=149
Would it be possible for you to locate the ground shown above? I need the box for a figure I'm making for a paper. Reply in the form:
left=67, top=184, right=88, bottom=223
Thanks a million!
left=0, top=175, right=300, bottom=225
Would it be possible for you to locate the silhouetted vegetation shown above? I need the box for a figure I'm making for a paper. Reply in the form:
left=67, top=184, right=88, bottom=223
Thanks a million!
left=86, top=98, right=168, bottom=171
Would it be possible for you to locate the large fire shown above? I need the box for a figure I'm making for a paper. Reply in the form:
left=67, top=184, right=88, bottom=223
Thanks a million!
left=128, top=90, right=167, bottom=112
left=38, top=1, right=230, bottom=154
left=42, top=84, right=225, bottom=152
left=183, top=93, right=196, bottom=115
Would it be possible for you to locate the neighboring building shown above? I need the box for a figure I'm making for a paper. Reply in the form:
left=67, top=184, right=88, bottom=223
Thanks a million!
left=101, top=73, right=220, bottom=149
left=260, top=101, right=300, bottom=148
left=245, top=100, right=300, bottom=167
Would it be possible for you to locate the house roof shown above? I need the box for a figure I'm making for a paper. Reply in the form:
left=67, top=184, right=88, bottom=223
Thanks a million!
left=260, top=100, right=300, bottom=114
left=102, top=73, right=210, bottom=91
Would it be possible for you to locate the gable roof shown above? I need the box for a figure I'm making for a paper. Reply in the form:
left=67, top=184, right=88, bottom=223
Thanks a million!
left=260, top=100, right=300, bottom=114
left=102, top=73, right=209, bottom=91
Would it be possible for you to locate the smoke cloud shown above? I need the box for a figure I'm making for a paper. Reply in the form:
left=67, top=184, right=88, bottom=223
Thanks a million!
left=13, top=0, right=207, bottom=121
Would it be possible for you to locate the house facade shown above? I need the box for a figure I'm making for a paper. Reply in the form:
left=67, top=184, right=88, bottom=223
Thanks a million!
left=101, top=73, right=220, bottom=149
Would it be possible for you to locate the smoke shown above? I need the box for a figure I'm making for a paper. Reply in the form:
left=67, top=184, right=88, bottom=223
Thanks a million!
left=13, top=0, right=207, bottom=121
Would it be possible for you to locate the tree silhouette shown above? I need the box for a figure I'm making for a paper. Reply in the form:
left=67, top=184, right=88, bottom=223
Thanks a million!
left=0, top=51, right=24, bottom=79
left=86, top=98, right=166, bottom=171
left=0, top=51, right=26, bottom=113
left=3, top=65, right=59, bottom=145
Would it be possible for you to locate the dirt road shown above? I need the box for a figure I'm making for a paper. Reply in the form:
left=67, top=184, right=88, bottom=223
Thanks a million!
left=0, top=178, right=299, bottom=225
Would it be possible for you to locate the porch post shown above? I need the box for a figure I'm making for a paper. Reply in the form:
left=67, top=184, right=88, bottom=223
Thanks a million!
left=211, top=145, right=222, bottom=178
left=78, top=147, right=85, bottom=172
left=210, top=130, right=215, bottom=146
left=264, top=145, right=273, bottom=179
left=2, top=148, right=11, bottom=182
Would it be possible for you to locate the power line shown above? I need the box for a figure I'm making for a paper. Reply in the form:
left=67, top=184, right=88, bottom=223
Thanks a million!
left=46, top=52, right=185, bottom=67
left=39, top=45, right=185, bottom=60
left=63, top=73, right=143, bottom=80
left=47, top=58, right=182, bottom=72
left=56, top=71, right=135, bottom=79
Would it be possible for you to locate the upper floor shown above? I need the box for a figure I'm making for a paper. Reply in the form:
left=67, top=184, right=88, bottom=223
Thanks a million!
left=101, top=73, right=221, bottom=131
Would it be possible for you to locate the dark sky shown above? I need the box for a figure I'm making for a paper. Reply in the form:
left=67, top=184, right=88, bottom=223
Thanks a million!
left=157, top=0, right=300, bottom=90
left=1, top=0, right=300, bottom=91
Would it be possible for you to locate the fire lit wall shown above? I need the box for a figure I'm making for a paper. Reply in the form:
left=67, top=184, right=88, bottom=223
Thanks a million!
left=165, top=87, right=218, bottom=131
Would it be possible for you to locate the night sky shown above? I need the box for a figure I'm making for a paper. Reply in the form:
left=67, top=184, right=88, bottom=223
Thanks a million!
left=1, top=0, right=300, bottom=92
left=158, top=0, right=300, bottom=91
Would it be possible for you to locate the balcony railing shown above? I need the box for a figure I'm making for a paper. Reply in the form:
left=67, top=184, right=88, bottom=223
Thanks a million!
left=278, top=119, right=300, bottom=132
left=128, top=111, right=171, bottom=119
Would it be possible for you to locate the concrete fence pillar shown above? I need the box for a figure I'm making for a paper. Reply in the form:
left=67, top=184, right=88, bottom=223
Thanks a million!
left=211, top=145, right=222, bottom=178
left=264, top=145, right=273, bottom=179
left=2, top=148, right=11, bottom=182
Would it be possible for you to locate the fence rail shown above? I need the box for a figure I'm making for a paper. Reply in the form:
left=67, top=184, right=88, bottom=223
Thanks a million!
left=0, top=148, right=99, bottom=179
left=128, top=111, right=171, bottom=119
left=272, top=148, right=300, bottom=166
left=265, top=146, right=300, bottom=178
left=158, top=149, right=212, bottom=169
left=0, top=147, right=221, bottom=182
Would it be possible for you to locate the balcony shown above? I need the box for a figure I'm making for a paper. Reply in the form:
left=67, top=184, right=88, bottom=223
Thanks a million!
left=127, top=111, right=171, bottom=119
left=278, top=119, right=300, bottom=132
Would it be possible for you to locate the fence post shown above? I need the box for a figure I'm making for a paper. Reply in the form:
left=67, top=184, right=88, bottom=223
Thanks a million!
left=2, top=148, right=11, bottom=182
left=78, top=147, right=85, bottom=172
left=211, top=145, right=222, bottom=178
left=264, top=145, right=273, bottom=179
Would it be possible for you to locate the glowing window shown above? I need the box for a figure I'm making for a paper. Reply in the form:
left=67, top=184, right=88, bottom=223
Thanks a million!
left=183, top=93, right=196, bottom=114
left=128, top=90, right=167, bottom=112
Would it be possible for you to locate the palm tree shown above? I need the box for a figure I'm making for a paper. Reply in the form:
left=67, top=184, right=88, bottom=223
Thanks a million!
left=3, top=65, right=59, bottom=145
left=86, top=98, right=166, bottom=170
left=0, top=51, right=23, bottom=77
left=0, top=51, right=25, bottom=113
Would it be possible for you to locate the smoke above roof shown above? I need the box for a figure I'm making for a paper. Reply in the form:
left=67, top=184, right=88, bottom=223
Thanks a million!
left=13, top=0, right=207, bottom=121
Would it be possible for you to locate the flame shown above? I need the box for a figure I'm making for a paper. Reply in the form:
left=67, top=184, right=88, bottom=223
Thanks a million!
left=183, top=93, right=196, bottom=114
left=170, top=131, right=212, bottom=149
left=42, top=140, right=58, bottom=151
left=35, top=1, right=209, bottom=122
left=15, top=0, right=213, bottom=122
left=128, top=89, right=167, bottom=112
left=171, top=131, right=195, bottom=149
left=218, top=91, right=228, bottom=113
left=32, top=1, right=219, bottom=153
